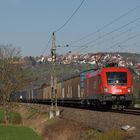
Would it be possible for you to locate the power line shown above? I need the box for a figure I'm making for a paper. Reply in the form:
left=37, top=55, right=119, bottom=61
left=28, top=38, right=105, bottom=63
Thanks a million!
left=54, top=0, right=86, bottom=33
left=105, top=33, right=140, bottom=52
left=41, top=0, right=86, bottom=57
left=69, top=4, right=140, bottom=45
left=71, top=17, right=140, bottom=53
left=41, top=2, right=140, bottom=57
left=74, top=34, right=140, bottom=62
left=83, top=17, right=140, bottom=46
left=38, top=35, right=53, bottom=81
left=42, top=36, right=52, bottom=56
left=88, top=23, right=140, bottom=49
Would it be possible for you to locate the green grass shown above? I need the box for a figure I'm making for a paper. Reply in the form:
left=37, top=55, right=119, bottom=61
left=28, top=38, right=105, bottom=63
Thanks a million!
left=0, top=125, right=42, bottom=140
left=9, top=112, right=22, bottom=124
left=0, top=109, right=22, bottom=124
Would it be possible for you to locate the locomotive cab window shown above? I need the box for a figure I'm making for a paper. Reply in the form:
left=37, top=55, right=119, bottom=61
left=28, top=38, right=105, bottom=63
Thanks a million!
left=106, top=72, right=127, bottom=85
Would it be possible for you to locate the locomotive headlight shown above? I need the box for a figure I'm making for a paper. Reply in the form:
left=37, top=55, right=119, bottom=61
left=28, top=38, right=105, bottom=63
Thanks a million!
left=128, top=88, right=131, bottom=93
left=104, top=87, right=108, bottom=93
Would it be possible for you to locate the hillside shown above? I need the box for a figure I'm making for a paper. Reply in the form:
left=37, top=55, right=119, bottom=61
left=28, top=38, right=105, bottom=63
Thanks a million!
left=24, top=52, right=140, bottom=87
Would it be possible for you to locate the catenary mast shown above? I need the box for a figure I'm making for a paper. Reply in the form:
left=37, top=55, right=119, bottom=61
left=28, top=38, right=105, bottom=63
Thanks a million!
left=49, top=32, right=59, bottom=118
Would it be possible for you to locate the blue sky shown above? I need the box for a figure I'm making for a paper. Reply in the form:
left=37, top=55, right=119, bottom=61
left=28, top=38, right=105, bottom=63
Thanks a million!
left=0, top=0, right=140, bottom=56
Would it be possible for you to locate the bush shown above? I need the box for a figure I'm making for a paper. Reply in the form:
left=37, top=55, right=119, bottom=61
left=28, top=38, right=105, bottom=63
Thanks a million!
left=9, top=112, right=22, bottom=124
left=0, top=109, right=5, bottom=123
left=0, top=108, right=22, bottom=124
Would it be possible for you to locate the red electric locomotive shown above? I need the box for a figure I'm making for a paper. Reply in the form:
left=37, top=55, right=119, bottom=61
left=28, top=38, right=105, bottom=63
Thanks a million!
left=84, top=67, right=133, bottom=109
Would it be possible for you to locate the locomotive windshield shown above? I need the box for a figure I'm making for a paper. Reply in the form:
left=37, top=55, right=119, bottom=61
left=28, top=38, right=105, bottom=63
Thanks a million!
left=106, top=72, right=127, bottom=85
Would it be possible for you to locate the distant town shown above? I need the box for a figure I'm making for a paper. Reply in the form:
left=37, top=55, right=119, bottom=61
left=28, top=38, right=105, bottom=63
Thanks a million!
left=20, top=52, right=140, bottom=76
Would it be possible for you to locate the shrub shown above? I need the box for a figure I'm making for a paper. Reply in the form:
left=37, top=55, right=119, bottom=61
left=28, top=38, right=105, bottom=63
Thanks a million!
left=0, top=109, right=5, bottom=123
left=9, top=112, right=22, bottom=124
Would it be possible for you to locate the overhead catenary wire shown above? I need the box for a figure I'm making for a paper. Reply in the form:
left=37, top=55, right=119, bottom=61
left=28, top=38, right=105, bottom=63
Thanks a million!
left=76, top=33, right=140, bottom=65
left=43, top=2, right=140, bottom=57
left=102, top=34, right=140, bottom=64
left=87, top=23, right=140, bottom=50
left=82, top=17, right=140, bottom=46
left=69, top=4, right=140, bottom=46
left=75, top=32, right=140, bottom=54
left=39, top=0, right=86, bottom=81
left=54, top=0, right=86, bottom=33
left=41, top=35, right=52, bottom=56
left=71, top=17, right=140, bottom=54
left=39, top=33, right=56, bottom=79
left=106, top=33, right=140, bottom=52
left=41, top=0, right=86, bottom=57
left=42, top=1, right=140, bottom=58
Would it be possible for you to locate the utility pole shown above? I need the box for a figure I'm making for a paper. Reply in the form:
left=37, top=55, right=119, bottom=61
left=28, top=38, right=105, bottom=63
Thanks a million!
left=49, top=32, right=60, bottom=118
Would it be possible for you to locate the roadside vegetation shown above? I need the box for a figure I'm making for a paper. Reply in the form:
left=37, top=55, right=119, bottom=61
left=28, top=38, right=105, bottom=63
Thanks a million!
left=0, top=45, right=41, bottom=140
left=0, top=107, right=42, bottom=140
left=0, top=103, right=136, bottom=140
left=0, top=45, right=32, bottom=124
left=0, top=108, right=22, bottom=124
left=0, top=125, right=42, bottom=140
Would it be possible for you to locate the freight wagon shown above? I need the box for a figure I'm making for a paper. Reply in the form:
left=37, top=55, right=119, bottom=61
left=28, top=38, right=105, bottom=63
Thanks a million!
left=45, top=67, right=132, bottom=109
left=12, top=67, right=133, bottom=110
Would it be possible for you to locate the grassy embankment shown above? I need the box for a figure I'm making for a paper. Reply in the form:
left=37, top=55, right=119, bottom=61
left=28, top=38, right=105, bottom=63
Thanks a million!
left=0, top=105, right=134, bottom=140
left=0, top=125, right=42, bottom=140
left=0, top=108, right=42, bottom=140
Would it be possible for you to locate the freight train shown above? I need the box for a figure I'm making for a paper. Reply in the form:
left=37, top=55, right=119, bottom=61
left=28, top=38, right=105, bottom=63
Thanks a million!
left=12, top=66, right=133, bottom=110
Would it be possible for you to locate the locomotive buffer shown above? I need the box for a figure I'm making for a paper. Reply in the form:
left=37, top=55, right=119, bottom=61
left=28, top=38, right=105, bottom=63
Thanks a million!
left=49, top=32, right=60, bottom=119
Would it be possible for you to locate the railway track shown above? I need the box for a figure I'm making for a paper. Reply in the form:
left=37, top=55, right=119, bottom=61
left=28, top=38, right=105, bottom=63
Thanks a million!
left=62, top=104, right=140, bottom=116
left=111, top=108, right=140, bottom=116
left=65, top=104, right=140, bottom=116
left=20, top=100, right=140, bottom=116
left=53, top=102, right=140, bottom=116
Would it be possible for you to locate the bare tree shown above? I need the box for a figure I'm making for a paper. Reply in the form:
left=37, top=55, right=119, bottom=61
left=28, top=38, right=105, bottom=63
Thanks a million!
left=0, top=44, right=29, bottom=124
left=94, top=53, right=105, bottom=67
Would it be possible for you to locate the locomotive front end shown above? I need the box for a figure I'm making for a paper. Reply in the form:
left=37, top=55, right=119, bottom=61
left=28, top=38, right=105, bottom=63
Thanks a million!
left=103, top=68, right=133, bottom=108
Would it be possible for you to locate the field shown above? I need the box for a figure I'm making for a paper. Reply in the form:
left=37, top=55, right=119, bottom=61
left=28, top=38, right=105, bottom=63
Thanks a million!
left=0, top=125, right=42, bottom=140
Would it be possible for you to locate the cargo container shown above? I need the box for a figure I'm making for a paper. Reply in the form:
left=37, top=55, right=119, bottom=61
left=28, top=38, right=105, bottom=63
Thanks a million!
left=43, top=86, right=51, bottom=99
left=56, top=82, right=62, bottom=99
left=36, top=88, right=43, bottom=100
